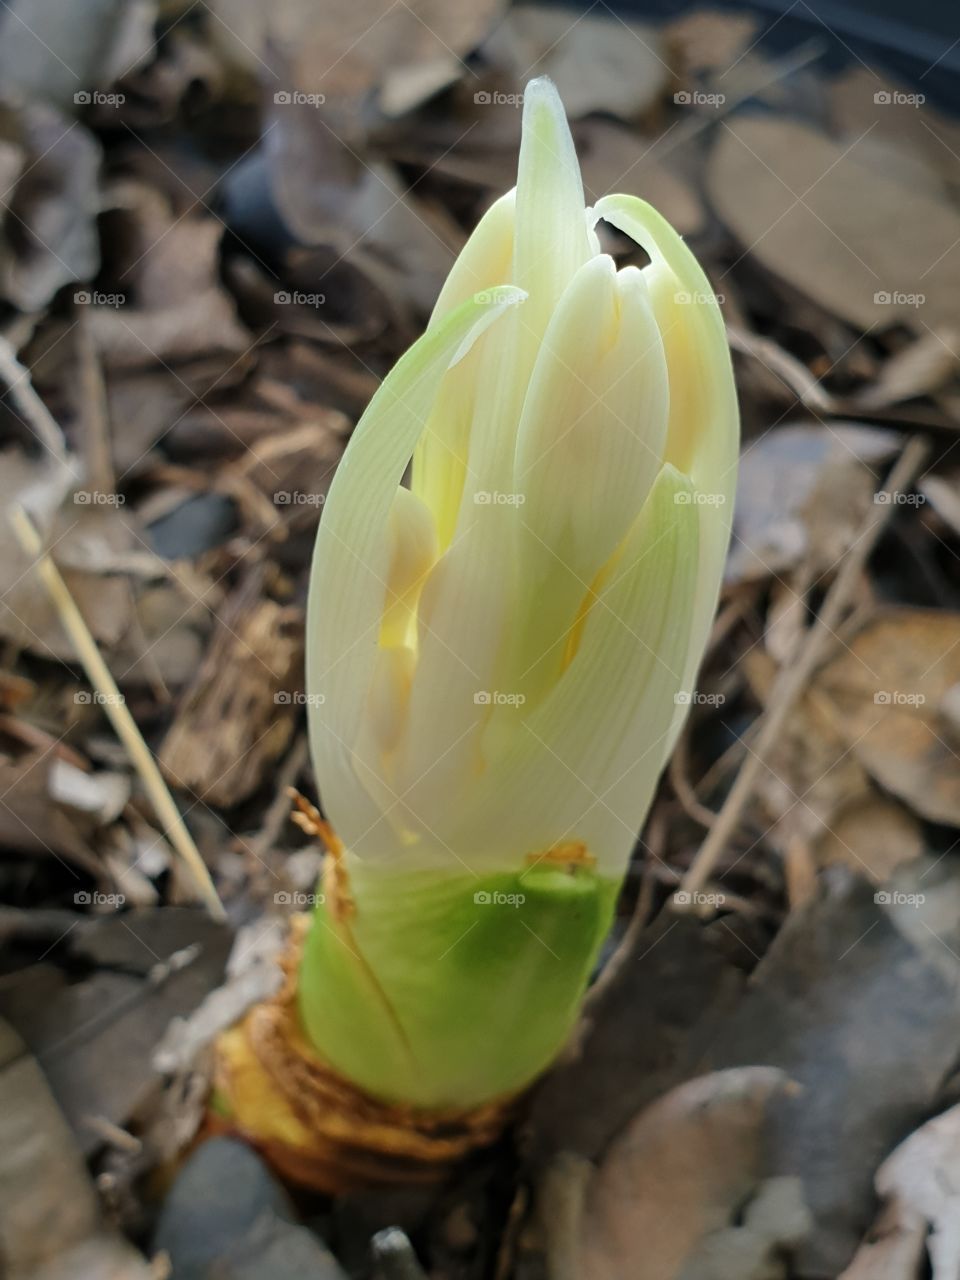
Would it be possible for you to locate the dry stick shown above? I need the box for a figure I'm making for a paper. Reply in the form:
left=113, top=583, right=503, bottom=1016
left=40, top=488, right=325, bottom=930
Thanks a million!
left=248, top=732, right=309, bottom=865
left=0, top=337, right=69, bottom=460
left=76, top=314, right=115, bottom=495
left=539, top=1153, right=593, bottom=1280
left=681, top=435, right=931, bottom=897
left=8, top=506, right=225, bottom=921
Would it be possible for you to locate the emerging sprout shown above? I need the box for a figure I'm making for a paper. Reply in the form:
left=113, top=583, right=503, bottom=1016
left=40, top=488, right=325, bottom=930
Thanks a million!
left=297, top=77, right=738, bottom=1109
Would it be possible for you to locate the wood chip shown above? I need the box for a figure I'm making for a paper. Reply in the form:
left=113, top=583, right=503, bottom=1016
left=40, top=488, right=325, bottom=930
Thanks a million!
left=159, top=577, right=304, bottom=807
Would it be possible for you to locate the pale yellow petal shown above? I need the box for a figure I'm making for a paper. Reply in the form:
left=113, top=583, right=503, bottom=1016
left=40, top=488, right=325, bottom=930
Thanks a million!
left=506, top=255, right=669, bottom=703
left=593, top=194, right=739, bottom=751
left=306, top=287, right=524, bottom=851
left=446, top=465, right=699, bottom=876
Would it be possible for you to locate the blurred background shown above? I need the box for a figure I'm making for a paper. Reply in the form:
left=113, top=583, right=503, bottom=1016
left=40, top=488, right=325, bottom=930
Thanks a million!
left=3, top=3, right=960, bottom=1279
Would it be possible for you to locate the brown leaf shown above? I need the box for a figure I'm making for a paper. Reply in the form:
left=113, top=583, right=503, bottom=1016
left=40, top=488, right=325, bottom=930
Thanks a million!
left=0, top=101, right=101, bottom=311
left=0, top=748, right=119, bottom=876
left=841, top=1102, right=960, bottom=1280
left=0, top=1017, right=100, bottom=1272
left=159, top=580, right=304, bottom=807
left=853, top=329, right=960, bottom=410
left=110, top=581, right=212, bottom=689
left=816, top=795, right=925, bottom=883
left=816, top=609, right=960, bottom=825
left=728, top=423, right=898, bottom=584
left=829, top=66, right=960, bottom=204
left=578, top=120, right=704, bottom=234
left=0, top=0, right=156, bottom=115
left=708, top=117, right=960, bottom=331
left=210, top=0, right=505, bottom=107
left=484, top=6, right=669, bottom=121
left=578, top=1067, right=806, bottom=1280
left=701, top=869, right=960, bottom=1275
left=746, top=672, right=875, bottom=857
left=91, top=181, right=250, bottom=368
left=1, top=910, right=232, bottom=1161
left=920, top=473, right=960, bottom=538
left=0, top=447, right=143, bottom=659
left=664, top=10, right=760, bottom=77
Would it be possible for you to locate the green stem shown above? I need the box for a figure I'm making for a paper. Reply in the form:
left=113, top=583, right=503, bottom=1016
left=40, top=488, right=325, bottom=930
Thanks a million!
left=297, top=856, right=620, bottom=1109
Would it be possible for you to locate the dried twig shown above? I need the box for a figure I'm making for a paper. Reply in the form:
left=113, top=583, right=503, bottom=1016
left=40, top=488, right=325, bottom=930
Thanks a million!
left=8, top=505, right=225, bottom=920
left=727, top=324, right=839, bottom=413
left=539, top=1152, right=593, bottom=1280
left=75, top=315, right=114, bottom=494
left=681, top=435, right=931, bottom=895
left=246, top=733, right=309, bottom=866
left=0, top=336, right=69, bottom=461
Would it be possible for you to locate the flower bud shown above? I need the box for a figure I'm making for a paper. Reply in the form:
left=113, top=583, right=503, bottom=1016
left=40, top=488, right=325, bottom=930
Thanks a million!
left=301, top=77, right=739, bottom=1107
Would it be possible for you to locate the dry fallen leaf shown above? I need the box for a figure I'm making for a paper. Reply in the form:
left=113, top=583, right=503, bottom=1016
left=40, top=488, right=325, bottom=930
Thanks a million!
left=0, top=1015, right=99, bottom=1269
left=0, top=439, right=147, bottom=661
left=841, top=1102, right=960, bottom=1280
left=210, top=0, right=505, bottom=108
left=816, top=609, right=960, bottom=826
left=158, top=579, right=304, bottom=808
left=484, top=5, right=669, bottom=122
left=0, top=0, right=156, bottom=114
left=702, top=869, right=960, bottom=1275
left=708, top=116, right=960, bottom=331
left=579, top=120, right=704, bottom=235
left=853, top=329, right=960, bottom=410
left=815, top=794, right=925, bottom=883
left=664, top=9, right=760, bottom=77
left=0, top=1017, right=155, bottom=1279
left=578, top=1067, right=808, bottom=1280
left=742, top=655, right=878, bottom=860
left=829, top=66, right=960, bottom=205
left=0, top=101, right=101, bottom=311
left=728, top=423, right=898, bottom=584
left=88, top=184, right=250, bottom=368
left=920, top=474, right=960, bottom=538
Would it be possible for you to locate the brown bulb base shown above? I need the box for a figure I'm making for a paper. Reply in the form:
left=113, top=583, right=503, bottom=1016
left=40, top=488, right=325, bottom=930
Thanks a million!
left=211, top=916, right=522, bottom=1194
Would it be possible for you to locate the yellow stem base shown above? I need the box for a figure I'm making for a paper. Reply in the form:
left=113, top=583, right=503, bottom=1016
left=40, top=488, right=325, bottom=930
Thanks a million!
left=211, top=917, right=521, bottom=1193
